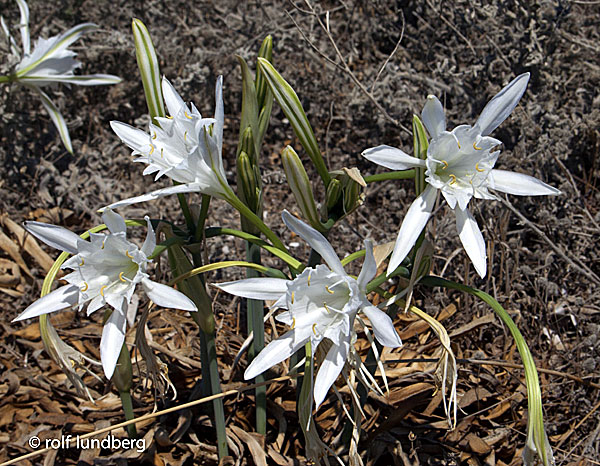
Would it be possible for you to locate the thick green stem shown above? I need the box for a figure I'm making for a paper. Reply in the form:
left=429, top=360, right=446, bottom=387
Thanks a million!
left=113, top=344, right=137, bottom=438
left=0, top=75, right=12, bottom=84
left=363, top=170, right=416, bottom=184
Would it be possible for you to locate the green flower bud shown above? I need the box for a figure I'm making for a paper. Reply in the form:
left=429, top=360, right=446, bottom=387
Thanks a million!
left=326, top=178, right=342, bottom=212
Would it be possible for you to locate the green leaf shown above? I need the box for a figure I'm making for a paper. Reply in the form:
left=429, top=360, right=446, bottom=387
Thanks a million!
left=257, top=58, right=330, bottom=187
left=236, top=56, right=260, bottom=160
left=34, top=87, right=72, bottom=154
left=132, top=19, right=165, bottom=123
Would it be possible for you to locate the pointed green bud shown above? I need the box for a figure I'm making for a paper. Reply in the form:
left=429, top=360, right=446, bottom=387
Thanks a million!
left=237, top=151, right=258, bottom=209
left=237, top=56, right=260, bottom=159
left=343, top=177, right=362, bottom=214
left=413, top=115, right=429, bottom=195
left=326, top=178, right=342, bottom=212
left=132, top=19, right=165, bottom=123
left=240, top=126, right=256, bottom=164
left=256, top=35, right=273, bottom=110
left=281, top=146, right=326, bottom=233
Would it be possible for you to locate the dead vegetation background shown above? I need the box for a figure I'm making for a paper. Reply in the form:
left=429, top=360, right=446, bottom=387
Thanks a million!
left=0, top=0, right=599, bottom=464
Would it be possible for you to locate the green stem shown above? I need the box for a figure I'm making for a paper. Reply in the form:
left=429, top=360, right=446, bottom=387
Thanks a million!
left=0, top=75, right=12, bottom=84
left=363, top=170, right=416, bottom=184
left=113, top=344, right=137, bottom=438
left=194, top=194, right=211, bottom=244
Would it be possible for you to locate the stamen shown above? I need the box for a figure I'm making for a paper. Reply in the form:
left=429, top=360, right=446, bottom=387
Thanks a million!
left=119, top=272, right=127, bottom=282
left=152, top=133, right=157, bottom=140
left=160, top=148, right=164, bottom=158
left=81, top=282, right=88, bottom=292
left=473, top=141, right=483, bottom=150
left=307, top=273, right=311, bottom=286
left=449, top=174, right=457, bottom=185
left=440, top=160, right=449, bottom=170
left=126, top=251, right=134, bottom=259
left=100, top=285, right=107, bottom=296
left=291, top=317, right=296, bottom=329
left=167, top=115, right=173, bottom=119
left=149, top=144, right=155, bottom=155
left=312, top=323, right=318, bottom=335
left=79, top=257, right=84, bottom=266
left=325, top=285, right=334, bottom=294
left=475, top=163, right=485, bottom=172
left=184, top=131, right=188, bottom=142
left=457, top=140, right=461, bottom=149
left=101, top=240, right=105, bottom=250
left=184, top=110, right=193, bottom=120
left=323, top=303, right=331, bottom=313
left=291, top=291, right=295, bottom=304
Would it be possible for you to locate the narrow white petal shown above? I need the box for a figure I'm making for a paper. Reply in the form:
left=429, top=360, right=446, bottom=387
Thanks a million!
left=214, top=76, right=224, bottom=149
left=101, top=183, right=203, bottom=211
left=21, top=74, right=121, bottom=85
left=13, top=285, right=79, bottom=321
left=216, top=277, right=289, bottom=301
left=387, top=185, right=437, bottom=275
left=313, top=337, right=350, bottom=409
left=490, top=169, right=560, bottom=196
left=357, top=239, right=377, bottom=292
left=362, top=145, right=426, bottom=170
left=15, top=0, right=29, bottom=55
left=362, top=305, right=402, bottom=348
left=421, top=95, right=446, bottom=138
left=282, top=211, right=346, bottom=276
left=34, top=87, right=73, bottom=154
left=455, top=207, right=487, bottom=278
left=244, top=327, right=312, bottom=380
left=476, top=73, right=530, bottom=136
left=102, top=208, right=126, bottom=234
left=24, top=221, right=81, bottom=254
left=141, top=278, right=197, bottom=311
left=110, top=121, right=149, bottom=152
left=141, top=216, right=156, bottom=256
left=100, top=310, right=126, bottom=379
left=162, top=77, right=185, bottom=117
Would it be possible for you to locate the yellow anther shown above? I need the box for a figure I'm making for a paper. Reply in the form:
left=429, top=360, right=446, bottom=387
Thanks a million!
left=473, top=141, right=483, bottom=150
left=149, top=144, right=155, bottom=155
left=167, top=115, right=173, bottom=119
left=101, top=240, right=105, bottom=249
left=325, top=285, right=334, bottom=294
left=312, top=323, right=318, bottom=335
left=126, top=250, right=134, bottom=259
left=323, top=303, right=331, bottom=313
left=81, top=282, right=89, bottom=292
left=184, top=131, right=188, bottom=142
left=184, top=110, right=192, bottom=120
left=79, top=257, right=84, bottom=266
left=291, top=318, right=296, bottom=329
left=307, top=274, right=311, bottom=286
left=291, top=291, right=295, bottom=304
left=152, top=133, right=157, bottom=140
left=119, top=272, right=126, bottom=282
left=475, top=163, right=485, bottom=172
left=449, top=174, right=457, bottom=185
left=457, top=140, right=461, bottom=149
left=440, top=160, right=448, bottom=170
left=100, top=285, right=107, bottom=296
left=160, top=148, right=164, bottom=158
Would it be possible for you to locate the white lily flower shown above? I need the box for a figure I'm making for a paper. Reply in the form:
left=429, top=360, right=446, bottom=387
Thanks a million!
left=14, top=208, right=197, bottom=379
left=0, top=0, right=121, bottom=153
left=362, top=73, right=560, bottom=278
left=216, top=210, right=402, bottom=409
left=106, top=76, right=232, bottom=210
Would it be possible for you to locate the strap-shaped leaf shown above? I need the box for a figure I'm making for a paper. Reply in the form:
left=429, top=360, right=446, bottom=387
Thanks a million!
left=236, top=56, right=260, bottom=160
left=33, top=86, right=73, bottom=154
left=257, top=58, right=330, bottom=187
left=132, top=19, right=165, bottom=122
left=19, top=73, right=121, bottom=86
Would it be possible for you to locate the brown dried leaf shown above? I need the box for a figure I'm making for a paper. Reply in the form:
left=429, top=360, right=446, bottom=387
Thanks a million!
left=230, top=425, right=267, bottom=466
left=1, top=215, right=54, bottom=272
left=0, top=228, right=33, bottom=278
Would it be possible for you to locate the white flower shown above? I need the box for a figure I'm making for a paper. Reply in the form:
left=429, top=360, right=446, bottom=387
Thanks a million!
left=216, top=210, right=402, bottom=409
left=106, top=76, right=232, bottom=210
left=14, top=208, right=197, bottom=378
left=1, top=0, right=121, bottom=153
left=362, top=73, right=560, bottom=278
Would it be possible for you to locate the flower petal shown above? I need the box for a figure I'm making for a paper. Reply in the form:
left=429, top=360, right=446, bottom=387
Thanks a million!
left=244, top=326, right=312, bottom=380
left=141, top=216, right=156, bottom=257
left=101, top=182, right=203, bottom=211
left=162, top=77, right=185, bottom=117
left=282, top=211, right=346, bottom=276
left=455, top=207, right=487, bottom=278
left=100, top=309, right=126, bottom=379
left=387, top=185, right=437, bottom=275
left=214, top=75, right=224, bottom=149
left=362, top=145, right=426, bottom=170
left=13, top=284, right=79, bottom=321
left=24, top=221, right=81, bottom=255
left=111, top=121, right=150, bottom=152
left=362, top=305, right=402, bottom=348
left=141, top=278, right=197, bottom=311
left=15, top=0, right=29, bottom=55
left=357, top=239, right=377, bottom=292
left=102, top=208, right=126, bottom=234
left=490, top=169, right=560, bottom=196
left=216, top=277, right=289, bottom=301
left=313, top=337, right=350, bottom=409
left=475, top=73, right=530, bottom=136
left=421, top=95, right=446, bottom=139
left=34, top=87, right=73, bottom=154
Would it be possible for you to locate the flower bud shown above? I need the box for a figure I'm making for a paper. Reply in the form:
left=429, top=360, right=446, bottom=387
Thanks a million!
left=281, top=146, right=325, bottom=233
left=325, top=178, right=342, bottom=212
